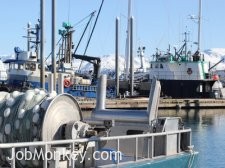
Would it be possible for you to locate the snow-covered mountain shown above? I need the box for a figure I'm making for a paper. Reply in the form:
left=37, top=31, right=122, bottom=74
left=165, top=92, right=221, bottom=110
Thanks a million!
left=203, top=48, right=225, bottom=70
left=74, top=54, right=150, bottom=75
left=76, top=48, right=225, bottom=74
left=1, top=48, right=225, bottom=75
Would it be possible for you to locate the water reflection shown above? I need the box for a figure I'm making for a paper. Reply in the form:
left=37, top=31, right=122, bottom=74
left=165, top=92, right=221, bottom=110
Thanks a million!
left=159, top=109, right=225, bottom=168
left=82, top=108, right=225, bottom=167
left=160, top=108, right=225, bottom=125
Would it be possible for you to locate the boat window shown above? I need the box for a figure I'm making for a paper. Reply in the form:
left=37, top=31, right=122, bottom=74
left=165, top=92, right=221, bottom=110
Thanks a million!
left=196, top=84, right=203, bottom=92
left=25, top=64, right=29, bottom=70
left=155, top=64, right=159, bottom=68
left=25, top=63, right=36, bottom=71
left=30, top=63, right=36, bottom=71
left=14, top=64, right=18, bottom=70
left=150, top=64, right=153, bottom=69
left=205, top=84, right=211, bottom=92
left=18, top=64, right=24, bottom=70
left=160, top=64, right=163, bottom=68
left=126, top=130, right=144, bottom=135
left=9, top=63, right=12, bottom=70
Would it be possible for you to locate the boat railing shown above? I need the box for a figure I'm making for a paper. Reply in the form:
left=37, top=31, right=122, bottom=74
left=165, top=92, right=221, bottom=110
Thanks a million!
left=0, top=128, right=192, bottom=168
left=72, top=84, right=97, bottom=92
left=150, top=72, right=203, bottom=80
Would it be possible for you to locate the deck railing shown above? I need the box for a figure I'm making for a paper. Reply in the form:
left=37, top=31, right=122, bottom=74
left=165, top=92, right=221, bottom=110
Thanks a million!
left=0, top=129, right=192, bottom=168
left=72, top=84, right=97, bottom=92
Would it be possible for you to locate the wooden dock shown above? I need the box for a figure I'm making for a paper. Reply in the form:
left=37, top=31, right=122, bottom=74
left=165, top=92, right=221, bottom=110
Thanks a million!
left=77, top=98, right=225, bottom=110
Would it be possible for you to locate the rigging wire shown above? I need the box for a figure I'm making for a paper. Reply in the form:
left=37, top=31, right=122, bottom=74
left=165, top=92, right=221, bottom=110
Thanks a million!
left=45, top=37, right=62, bottom=62
left=83, top=0, right=105, bottom=55
left=74, top=11, right=96, bottom=54
left=78, top=0, right=105, bottom=70
left=45, top=11, right=95, bottom=62
left=73, top=12, right=95, bottom=28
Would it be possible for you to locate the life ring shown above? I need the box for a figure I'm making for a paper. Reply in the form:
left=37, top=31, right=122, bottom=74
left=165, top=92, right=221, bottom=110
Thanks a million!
left=64, top=79, right=71, bottom=88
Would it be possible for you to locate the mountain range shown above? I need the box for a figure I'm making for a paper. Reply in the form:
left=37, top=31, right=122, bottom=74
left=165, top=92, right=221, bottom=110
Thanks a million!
left=1, top=48, right=225, bottom=74
left=75, top=48, right=225, bottom=73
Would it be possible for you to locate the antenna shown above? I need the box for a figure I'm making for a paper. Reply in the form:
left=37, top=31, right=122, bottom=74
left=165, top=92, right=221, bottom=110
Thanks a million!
left=183, top=29, right=190, bottom=56
left=188, top=0, right=202, bottom=52
left=198, top=0, right=202, bottom=52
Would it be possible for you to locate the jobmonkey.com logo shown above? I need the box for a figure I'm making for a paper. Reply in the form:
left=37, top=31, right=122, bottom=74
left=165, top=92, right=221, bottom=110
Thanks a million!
left=7, top=148, right=123, bottom=163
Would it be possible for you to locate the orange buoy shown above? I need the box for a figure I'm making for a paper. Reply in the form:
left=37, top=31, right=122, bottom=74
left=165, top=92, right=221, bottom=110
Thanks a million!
left=64, top=79, right=71, bottom=88
left=212, top=74, right=219, bottom=81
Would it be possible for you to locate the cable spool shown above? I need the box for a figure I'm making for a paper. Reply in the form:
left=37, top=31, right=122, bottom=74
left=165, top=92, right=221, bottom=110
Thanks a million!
left=0, top=89, right=82, bottom=167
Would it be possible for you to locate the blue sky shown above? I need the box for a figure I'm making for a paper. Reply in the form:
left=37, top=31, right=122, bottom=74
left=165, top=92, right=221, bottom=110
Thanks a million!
left=0, top=0, right=225, bottom=59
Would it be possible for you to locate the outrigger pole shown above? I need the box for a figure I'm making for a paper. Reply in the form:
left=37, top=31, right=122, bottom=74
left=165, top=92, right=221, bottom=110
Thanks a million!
left=40, top=0, right=45, bottom=89
left=197, top=0, right=202, bottom=52
left=51, top=0, right=56, bottom=91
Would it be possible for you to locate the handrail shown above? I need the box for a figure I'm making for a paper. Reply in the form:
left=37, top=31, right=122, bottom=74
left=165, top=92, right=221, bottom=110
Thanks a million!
left=0, top=128, right=192, bottom=168
left=0, top=129, right=191, bottom=148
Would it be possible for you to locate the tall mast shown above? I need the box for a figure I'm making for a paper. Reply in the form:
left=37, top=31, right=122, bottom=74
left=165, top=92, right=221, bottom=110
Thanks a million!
left=40, top=0, right=45, bottom=89
left=125, top=0, right=132, bottom=80
left=27, top=22, right=31, bottom=52
left=51, top=0, right=56, bottom=91
left=184, top=31, right=187, bottom=56
left=197, top=0, right=202, bottom=52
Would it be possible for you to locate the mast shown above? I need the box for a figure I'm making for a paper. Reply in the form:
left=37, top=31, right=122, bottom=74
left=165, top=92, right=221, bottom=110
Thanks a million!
left=51, top=0, right=56, bottom=91
left=130, top=17, right=134, bottom=96
left=115, top=17, right=120, bottom=97
left=197, top=0, right=202, bottom=52
left=184, top=31, right=187, bottom=56
left=40, top=0, right=45, bottom=89
left=125, top=0, right=132, bottom=80
left=27, top=22, right=31, bottom=52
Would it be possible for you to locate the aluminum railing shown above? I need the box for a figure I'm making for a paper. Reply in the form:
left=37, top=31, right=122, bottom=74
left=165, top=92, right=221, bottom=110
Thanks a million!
left=0, top=128, right=192, bottom=168
left=72, top=85, right=97, bottom=92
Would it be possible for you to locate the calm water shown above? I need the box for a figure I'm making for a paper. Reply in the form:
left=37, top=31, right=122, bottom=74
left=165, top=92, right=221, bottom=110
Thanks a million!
left=159, top=109, right=225, bottom=168
left=83, top=108, right=225, bottom=167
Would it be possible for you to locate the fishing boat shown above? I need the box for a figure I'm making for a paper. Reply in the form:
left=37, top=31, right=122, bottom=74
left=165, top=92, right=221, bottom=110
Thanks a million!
left=113, top=0, right=224, bottom=99
left=0, top=22, right=49, bottom=92
left=0, top=0, right=108, bottom=99
left=0, top=75, right=198, bottom=167
left=0, top=21, right=101, bottom=98
left=137, top=40, right=224, bottom=98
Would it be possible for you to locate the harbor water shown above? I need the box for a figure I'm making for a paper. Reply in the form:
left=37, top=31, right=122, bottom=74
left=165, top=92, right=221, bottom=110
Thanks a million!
left=83, top=108, right=225, bottom=167
left=159, top=108, right=225, bottom=168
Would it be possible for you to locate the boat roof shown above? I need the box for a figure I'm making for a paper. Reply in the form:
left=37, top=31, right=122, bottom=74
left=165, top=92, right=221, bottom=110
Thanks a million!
left=3, top=59, right=38, bottom=64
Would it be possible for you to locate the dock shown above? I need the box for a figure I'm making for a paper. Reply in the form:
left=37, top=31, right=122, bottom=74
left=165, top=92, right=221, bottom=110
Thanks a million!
left=77, top=98, right=225, bottom=110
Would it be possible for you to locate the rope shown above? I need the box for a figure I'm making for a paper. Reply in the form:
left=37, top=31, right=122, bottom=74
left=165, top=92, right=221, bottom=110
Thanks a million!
left=0, top=90, right=47, bottom=167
